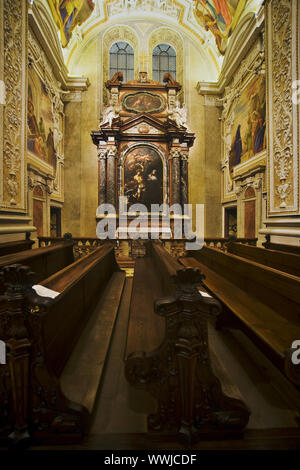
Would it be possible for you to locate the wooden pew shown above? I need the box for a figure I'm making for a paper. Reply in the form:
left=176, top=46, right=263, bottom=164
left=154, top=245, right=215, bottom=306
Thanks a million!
left=263, top=240, right=300, bottom=256
left=226, top=241, right=300, bottom=277
left=0, top=243, right=125, bottom=443
left=181, top=246, right=300, bottom=387
left=0, top=242, right=75, bottom=294
left=0, top=239, right=34, bottom=257
left=125, top=241, right=250, bottom=443
left=204, top=238, right=257, bottom=251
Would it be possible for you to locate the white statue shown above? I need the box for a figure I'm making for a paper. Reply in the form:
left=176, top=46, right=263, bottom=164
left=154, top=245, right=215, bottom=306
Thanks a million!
left=53, top=114, right=63, bottom=153
left=99, top=100, right=120, bottom=128
left=168, top=100, right=187, bottom=129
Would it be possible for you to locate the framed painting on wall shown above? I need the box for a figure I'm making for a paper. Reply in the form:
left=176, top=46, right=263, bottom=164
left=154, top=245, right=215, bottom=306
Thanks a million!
left=229, top=74, right=266, bottom=171
left=27, top=68, right=56, bottom=168
left=122, top=92, right=166, bottom=114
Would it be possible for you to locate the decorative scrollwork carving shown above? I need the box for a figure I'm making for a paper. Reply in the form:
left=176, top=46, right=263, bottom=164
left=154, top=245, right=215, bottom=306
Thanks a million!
left=2, top=0, right=26, bottom=208
left=267, top=0, right=298, bottom=213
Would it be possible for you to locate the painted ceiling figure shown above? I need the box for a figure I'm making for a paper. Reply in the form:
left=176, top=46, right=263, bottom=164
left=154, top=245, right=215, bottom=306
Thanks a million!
left=213, top=0, right=232, bottom=28
left=193, top=0, right=248, bottom=54
left=47, top=0, right=95, bottom=47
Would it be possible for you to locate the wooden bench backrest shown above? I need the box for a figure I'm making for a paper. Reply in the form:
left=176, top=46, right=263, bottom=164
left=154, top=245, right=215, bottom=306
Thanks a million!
left=37, top=243, right=118, bottom=376
left=0, top=242, right=74, bottom=287
left=126, top=242, right=182, bottom=358
left=192, top=246, right=300, bottom=323
left=126, top=255, right=166, bottom=357
left=126, top=242, right=206, bottom=358
left=150, top=241, right=183, bottom=296
left=227, top=242, right=300, bottom=277
left=0, top=239, right=34, bottom=257
left=263, top=242, right=300, bottom=256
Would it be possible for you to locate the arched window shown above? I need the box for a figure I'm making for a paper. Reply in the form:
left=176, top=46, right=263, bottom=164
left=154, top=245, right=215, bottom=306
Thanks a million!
left=152, top=44, right=176, bottom=83
left=110, top=41, right=134, bottom=82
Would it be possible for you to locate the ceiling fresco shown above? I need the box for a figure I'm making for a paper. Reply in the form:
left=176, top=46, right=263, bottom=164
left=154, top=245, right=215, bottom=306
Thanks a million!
left=44, top=0, right=263, bottom=71
left=193, top=0, right=248, bottom=54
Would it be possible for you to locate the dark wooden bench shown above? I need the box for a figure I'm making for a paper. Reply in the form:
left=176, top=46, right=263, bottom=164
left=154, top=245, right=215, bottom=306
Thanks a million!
left=263, top=240, right=300, bottom=256
left=0, top=239, right=34, bottom=257
left=125, top=241, right=250, bottom=443
left=0, top=242, right=74, bottom=294
left=0, top=243, right=125, bottom=444
left=226, top=241, right=300, bottom=277
left=181, top=246, right=300, bottom=388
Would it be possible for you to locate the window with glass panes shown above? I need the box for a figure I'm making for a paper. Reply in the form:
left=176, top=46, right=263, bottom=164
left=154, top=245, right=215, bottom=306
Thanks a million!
left=152, top=44, right=176, bottom=83
left=109, top=41, right=134, bottom=82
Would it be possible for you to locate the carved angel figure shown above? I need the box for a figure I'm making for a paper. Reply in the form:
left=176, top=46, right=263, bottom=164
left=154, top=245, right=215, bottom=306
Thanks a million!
left=99, top=102, right=120, bottom=128
left=168, top=100, right=187, bottom=129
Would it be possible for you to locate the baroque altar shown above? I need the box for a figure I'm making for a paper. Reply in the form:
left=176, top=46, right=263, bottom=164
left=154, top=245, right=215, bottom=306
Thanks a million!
left=91, top=71, right=195, bottom=239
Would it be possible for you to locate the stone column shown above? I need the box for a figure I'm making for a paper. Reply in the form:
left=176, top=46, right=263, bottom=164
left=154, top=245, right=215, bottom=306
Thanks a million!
left=170, top=148, right=181, bottom=205
left=97, top=148, right=107, bottom=206
left=180, top=153, right=189, bottom=206
left=107, top=145, right=117, bottom=207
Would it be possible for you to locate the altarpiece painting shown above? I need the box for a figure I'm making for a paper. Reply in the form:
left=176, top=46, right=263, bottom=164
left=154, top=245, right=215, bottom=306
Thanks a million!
left=124, top=146, right=163, bottom=210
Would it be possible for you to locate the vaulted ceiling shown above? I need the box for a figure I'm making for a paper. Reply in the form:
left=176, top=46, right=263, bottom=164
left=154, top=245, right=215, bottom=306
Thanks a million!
left=43, top=0, right=264, bottom=77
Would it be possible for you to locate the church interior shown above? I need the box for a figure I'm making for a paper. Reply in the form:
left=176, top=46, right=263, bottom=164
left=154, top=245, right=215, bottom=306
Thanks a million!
left=1, top=0, right=300, bottom=451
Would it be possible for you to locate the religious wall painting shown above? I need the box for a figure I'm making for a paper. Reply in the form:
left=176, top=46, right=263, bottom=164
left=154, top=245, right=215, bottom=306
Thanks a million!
left=124, top=146, right=163, bottom=210
left=27, top=68, right=56, bottom=168
left=229, top=74, right=266, bottom=172
left=47, top=0, right=95, bottom=47
left=193, top=0, right=247, bottom=54
left=122, top=92, right=166, bottom=114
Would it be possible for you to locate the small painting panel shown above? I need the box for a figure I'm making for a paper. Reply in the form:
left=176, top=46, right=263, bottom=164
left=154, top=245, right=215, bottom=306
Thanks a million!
left=124, top=146, right=163, bottom=210
left=122, top=92, right=166, bottom=114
